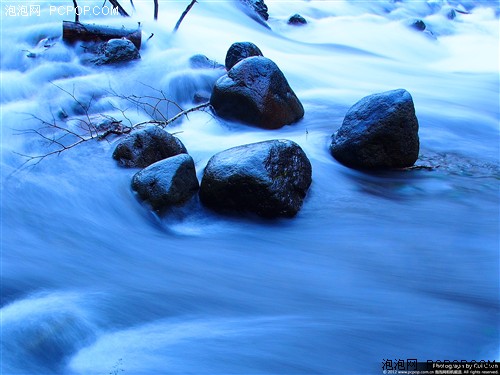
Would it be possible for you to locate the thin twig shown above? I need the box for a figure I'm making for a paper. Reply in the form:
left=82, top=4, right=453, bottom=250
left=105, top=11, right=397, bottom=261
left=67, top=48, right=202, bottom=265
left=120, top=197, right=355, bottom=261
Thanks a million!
left=16, top=82, right=211, bottom=168
left=133, top=101, right=211, bottom=128
left=73, top=0, right=79, bottom=22
left=108, top=0, right=130, bottom=17
left=109, top=83, right=184, bottom=122
left=153, top=0, right=158, bottom=20
left=173, top=0, right=197, bottom=33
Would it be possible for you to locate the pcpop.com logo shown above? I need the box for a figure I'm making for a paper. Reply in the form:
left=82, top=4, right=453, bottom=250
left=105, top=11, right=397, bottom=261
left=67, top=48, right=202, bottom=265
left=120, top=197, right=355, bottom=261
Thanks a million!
left=49, top=5, right=119, bottom=16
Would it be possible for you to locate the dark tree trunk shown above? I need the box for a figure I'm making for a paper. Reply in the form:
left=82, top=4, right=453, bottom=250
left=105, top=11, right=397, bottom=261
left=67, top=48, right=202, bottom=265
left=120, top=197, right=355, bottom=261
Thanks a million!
left=62, top=21, right=141, bottom=49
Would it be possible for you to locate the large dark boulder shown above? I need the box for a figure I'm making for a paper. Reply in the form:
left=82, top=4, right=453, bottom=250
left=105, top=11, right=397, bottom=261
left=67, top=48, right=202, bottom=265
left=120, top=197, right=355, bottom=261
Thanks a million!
left=92, top=38, right=140, bottom=65
left=132, top=154, right=199, bottom=211
left=225, top=42, right=263, bottom=70
left=199, top=140, right=312, bottom=218
left=113, top=127, right=187, bottom=168
left=330, top=89, right=419, bottom=169
left=210, top=56, right=304, bottom=129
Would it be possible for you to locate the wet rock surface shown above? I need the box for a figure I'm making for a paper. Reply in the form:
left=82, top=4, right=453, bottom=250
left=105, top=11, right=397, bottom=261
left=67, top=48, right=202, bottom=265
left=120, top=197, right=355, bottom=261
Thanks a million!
left=225, top=42, right=263, bottom=70
left=288, top=14, right=307, bottom=25
left=330, top=89, right=419, bottom=169
left=91, top=38, right=140, bottom=65
left=200, top=139, right=312, bottom=218
left=210, top=56, right=304, bottom=129
left=132, top=154, right=199, bottom=211
left=113, top=127, right=187, bottom=168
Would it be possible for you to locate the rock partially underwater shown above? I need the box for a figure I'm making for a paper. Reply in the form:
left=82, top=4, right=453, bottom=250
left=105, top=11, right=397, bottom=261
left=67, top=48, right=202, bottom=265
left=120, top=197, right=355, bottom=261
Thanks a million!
left=330, top=89, right=419, bottom=169
left=113, top=127, right=187, bottom=168
left=211, top=56, right=304, bottom=129
left=132, top=154, right=199, bottom=211
left=200, top=139, right=312, bottom=218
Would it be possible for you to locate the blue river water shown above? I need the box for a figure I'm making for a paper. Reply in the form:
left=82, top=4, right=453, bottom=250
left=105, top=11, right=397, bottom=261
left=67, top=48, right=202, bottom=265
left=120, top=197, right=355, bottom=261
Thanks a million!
left=1, top=0, right=499, bottom=373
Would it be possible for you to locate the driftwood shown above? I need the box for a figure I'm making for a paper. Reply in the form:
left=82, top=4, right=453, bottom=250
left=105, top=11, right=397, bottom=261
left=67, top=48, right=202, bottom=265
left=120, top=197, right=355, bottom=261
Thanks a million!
left=62, top=21, right=141, bottom=50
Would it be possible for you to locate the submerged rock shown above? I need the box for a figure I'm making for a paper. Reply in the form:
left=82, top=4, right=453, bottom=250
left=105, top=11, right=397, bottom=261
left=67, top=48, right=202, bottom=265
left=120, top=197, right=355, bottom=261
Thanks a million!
left=210, top=56, right=304, bottom=129
left=408, top=19, right=426, bottom=31
left=92, top=38, right=140, bottom=65
left=189, top=54, right=225, bottom=70
left=330, top=89, right=419, bottom=169
left=113, top=127, right=187, bottom=168
left=225, top=42, right=263, bottom=70
left=200, top=140, right=312, bottom=218
left=288, top=14, right=307, bottom=25
left=446, top=8, right=457, bottom=20
left=132, top=154, right=199, bottom=211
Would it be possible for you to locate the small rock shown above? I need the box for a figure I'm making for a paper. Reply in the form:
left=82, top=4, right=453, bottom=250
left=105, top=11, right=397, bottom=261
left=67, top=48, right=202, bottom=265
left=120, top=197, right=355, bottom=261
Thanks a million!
left=189, top=54, right=225, bottom=70
left=92, top=38, right=140, bottom=65
left=288, top=14, right=307, bottom=25
left=93, top=115, right=122, bottom=132
left=225, top=42, right=263, bottom=70
left=210, top=56, right=304, bottom=129
left=409, top=19, right=426, bottom=31
left=237, top=0, right=269, bottom=26
left=199, top=139, right=312, bottom=218
left=330, top=89, right=420, bottom=169
left=113, top=127, right=187, bottom=168
left=250, top=0, right=269, bottom=20
left=132, top=154, right=199, bottom=211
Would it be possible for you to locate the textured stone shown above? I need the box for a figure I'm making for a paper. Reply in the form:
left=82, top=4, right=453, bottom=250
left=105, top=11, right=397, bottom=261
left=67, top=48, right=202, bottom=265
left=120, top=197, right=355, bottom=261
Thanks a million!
left=211, top=56, right=304, bottom=129
left=113, top=127, right=187, bottom=168
left=200, top=139, right=312, bottom=218
left=132, top=154, right=199, bottom=211
left=225, top=42, right=263, bottom=70
left=330, top=89, right=420, bottom=169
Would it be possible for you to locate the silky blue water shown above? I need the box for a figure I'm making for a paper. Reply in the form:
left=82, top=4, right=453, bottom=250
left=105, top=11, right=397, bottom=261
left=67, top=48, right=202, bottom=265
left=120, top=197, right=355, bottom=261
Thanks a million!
left=1, top=0, right=499, bottom=374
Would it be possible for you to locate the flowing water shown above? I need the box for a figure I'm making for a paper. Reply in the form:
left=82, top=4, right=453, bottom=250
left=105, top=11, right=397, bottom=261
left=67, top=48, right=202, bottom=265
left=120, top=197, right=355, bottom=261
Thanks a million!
left=1, top=0, right=499, bottom=373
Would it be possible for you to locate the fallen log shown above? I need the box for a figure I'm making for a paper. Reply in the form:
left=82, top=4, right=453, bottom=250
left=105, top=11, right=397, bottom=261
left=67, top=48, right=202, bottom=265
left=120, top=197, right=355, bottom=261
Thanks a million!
left=62, top=21, right=141, bottom=50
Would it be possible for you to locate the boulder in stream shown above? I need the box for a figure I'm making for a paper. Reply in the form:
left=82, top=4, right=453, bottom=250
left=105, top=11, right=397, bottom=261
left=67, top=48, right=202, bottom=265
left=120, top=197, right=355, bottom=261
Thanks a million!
left=210, top=56, right=304, bottom=129
left=288, top=14, right=307, bottom=25
left=330, top=89, right=419, bottom=169
left=199, top=139, right=312, bottom=218
left=132, top=154, right=199, bottom=211
left=113, top=127, right=187, bottom=168
left=225, top=42, right=263, bottom=70
left=92, top=38, right=140, bottom=65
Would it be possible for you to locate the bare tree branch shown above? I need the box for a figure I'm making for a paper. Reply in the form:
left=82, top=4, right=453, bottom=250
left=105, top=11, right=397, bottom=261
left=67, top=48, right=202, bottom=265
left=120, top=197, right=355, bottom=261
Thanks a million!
left=133, top=101, right=210, bottom=128
left=108, top=83, right=184, bottom=122
left=16, top=83, right=212, bottom=168
left=173, top=0, right=197, bottom=33
left=153, top=0, right=159, bottom=20
left=107, top=0, right=130, bottom=17
left=73, top=0, right=79, bottom=22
